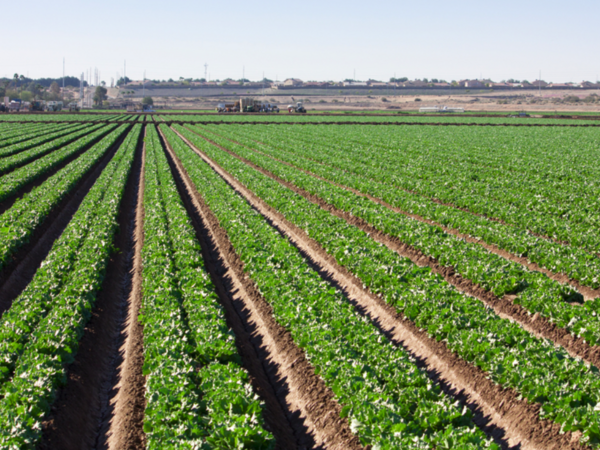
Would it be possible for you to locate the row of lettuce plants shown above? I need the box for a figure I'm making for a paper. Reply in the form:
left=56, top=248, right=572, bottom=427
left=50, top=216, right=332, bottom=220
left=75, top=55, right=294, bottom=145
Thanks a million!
left=0, top=123, right=96, bottom=174
left=0, top=124, right=116, bottom=202
left=174, top=124, right=600, bottom=447
left=0, top=114, right=122, bottom=123
left=0, top=125, right=129, bottom=273
left=271, top=124, right=600, bottom=212
left=142, top=126, right=273, bottom=449
left=0, top=123, right=73, bottom=149
left=0, top=125, right=141, bottom=447
left=162, top=124, right=497, bottom=449
left=214, top=124, right=600, bottom=290
left=193, top=125, right=600, bottom=345
left=259, top=124, right=600, bottom=226
left=236, top=124, right=600, bottom=254
left=0, top=123, right=92, bottom=158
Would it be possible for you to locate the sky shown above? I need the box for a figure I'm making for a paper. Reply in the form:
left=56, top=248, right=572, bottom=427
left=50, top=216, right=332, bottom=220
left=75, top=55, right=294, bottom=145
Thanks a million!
left=2, top=0, right=599, bottom=84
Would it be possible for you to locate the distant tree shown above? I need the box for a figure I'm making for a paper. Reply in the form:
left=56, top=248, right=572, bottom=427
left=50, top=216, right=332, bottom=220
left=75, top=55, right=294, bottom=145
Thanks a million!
left=168, top=78, right=174, bottom=82
left=116, top=77, right=131, bottom=86
left=13, top=73, right=19, bottom=89
left=20, top=91, right=33, bottom=102
left=431, top=78, right=439, bottom=83
left=49, top=81, right=61, bottom=95
left=93, top=86, right=108, bottom=105
left=100, top=81, right=106, bottom=87
left=423, top=78, right=428, bottom=83
left=142, top=96, right=154, bottom=106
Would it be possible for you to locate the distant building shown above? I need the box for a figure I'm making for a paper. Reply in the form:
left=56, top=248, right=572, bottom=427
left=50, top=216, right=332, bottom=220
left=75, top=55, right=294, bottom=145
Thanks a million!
left=343, top=81, right=368, bottom=87
left=464, top=80, right=485, bottom=88
left=283, top=78, right=303, bottom=87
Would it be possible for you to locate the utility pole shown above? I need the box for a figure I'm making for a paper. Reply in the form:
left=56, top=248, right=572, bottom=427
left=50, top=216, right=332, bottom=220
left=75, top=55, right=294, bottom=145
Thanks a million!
left=80, top=73, right=84, bottom=109
left=143, top=70, right=146, bottom=99
left=539, top=70, right=541, bottom=97
left=204, top=63, right=208, bottom=81
left=62, top=58, right=65, bottom=92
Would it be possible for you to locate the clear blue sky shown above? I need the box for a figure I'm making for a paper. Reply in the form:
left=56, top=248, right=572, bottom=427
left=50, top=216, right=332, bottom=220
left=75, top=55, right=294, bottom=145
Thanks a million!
left=3, top=0, right=599, bottom=83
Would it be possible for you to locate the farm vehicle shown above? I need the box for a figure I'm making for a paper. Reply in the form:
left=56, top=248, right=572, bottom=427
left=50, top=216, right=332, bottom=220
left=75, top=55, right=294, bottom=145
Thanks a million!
left=46, top=101, right=63, bottom=112
left=287, top=102, right=306, bottom=113
left=217, top=98, right=280, bottom=113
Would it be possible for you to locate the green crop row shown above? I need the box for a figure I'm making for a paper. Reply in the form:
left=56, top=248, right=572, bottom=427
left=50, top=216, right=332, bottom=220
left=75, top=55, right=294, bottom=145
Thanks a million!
left=0, top=125, right=141, bottom=447
left=0, top=123, right=73, bottom=150
left=0, top=123, right=88, bottom=158
left=215, top=124, right=600, bottom=290
left=0, top=114, right=122, bottom=123
left=193, top=125, right=600, bottom=345
left=142, top=125, right=273, bottom=449
left=0, top=124, right=117, bottom=202
left=163, top=124, right=497, bottom=449
left=0, top=125, right=127, bottom=274
left=235, top=124, right=600, bottom=254
left=175, top=124, right=600, bottom=447
left=0, top=123, right=96, bottom=174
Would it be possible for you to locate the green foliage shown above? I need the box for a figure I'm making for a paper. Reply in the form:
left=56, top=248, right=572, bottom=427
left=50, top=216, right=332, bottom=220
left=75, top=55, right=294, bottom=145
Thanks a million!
left=0, top=125, right=140, bottom=447
left=180, top=123, right=600, bottom=448
left=165, top=124, right=497, bottom=449
left=141, top=126, right=274, bottom=449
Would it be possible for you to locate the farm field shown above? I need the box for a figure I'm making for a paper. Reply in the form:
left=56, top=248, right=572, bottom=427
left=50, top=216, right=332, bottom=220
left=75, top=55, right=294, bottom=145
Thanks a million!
left=0, top=113, right=599, bottom=449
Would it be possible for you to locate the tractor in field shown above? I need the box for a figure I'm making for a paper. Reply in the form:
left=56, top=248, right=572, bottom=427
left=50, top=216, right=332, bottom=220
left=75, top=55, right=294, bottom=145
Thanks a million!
left=287, top=102, right=306, bottom=113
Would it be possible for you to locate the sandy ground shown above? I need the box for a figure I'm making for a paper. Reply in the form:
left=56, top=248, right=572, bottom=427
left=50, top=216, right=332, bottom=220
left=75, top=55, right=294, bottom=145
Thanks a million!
left=107, top=89, right=600, bottom=113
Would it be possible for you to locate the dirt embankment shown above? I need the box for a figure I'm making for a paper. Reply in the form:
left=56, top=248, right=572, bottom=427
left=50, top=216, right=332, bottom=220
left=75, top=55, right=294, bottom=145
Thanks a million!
left=174, top=126, right=589, bottom=450
left=160, top=126, right=362, bottom=450
left=38, top=127, right=146, bottom=450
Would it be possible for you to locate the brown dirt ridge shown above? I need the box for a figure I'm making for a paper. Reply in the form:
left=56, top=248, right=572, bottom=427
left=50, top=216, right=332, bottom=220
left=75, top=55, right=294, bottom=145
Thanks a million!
left=99, top=130, right=147, bottom=450
left=164, top=125, right=363, bottom=450
left=174, top=125, right=590, bottom=449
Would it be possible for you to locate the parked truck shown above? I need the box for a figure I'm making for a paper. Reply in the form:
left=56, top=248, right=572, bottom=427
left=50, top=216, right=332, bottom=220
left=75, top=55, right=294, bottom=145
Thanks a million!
left=46, top=101, right=63, bottom=112
left=217, top=98, right=279, bottom=113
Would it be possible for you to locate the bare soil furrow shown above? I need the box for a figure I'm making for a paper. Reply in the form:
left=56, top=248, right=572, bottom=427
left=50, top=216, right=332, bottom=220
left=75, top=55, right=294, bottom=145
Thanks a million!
left=38, top=127, right=144, bottom=450
left=0, top=127, right=132, bottom=317
left=98, top=133, right=147, bottom=450
left=173, top=126, right=590, bottom=450
left=163, top=126, right=362, bottom=450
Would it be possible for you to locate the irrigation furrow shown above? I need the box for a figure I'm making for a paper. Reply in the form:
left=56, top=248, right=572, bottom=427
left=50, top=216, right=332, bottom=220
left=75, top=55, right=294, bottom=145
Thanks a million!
left=172, top=125, right=588, bottom=450
left=99, top=131, right=147, bottom=450
left=160, top=126, right=362, bottom=450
